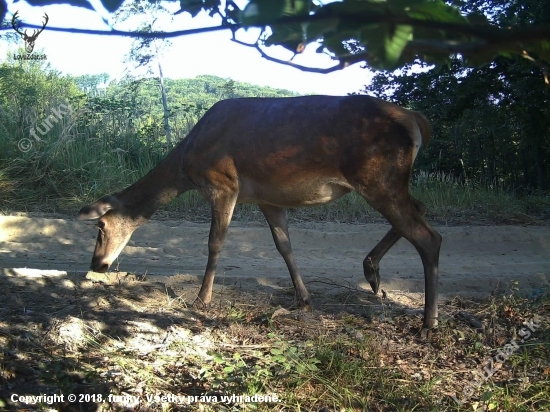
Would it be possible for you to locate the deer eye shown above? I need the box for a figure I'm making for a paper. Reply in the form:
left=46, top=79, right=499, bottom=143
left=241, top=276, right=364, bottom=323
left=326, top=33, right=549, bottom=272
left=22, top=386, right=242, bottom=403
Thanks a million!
left=98, top=221, right=105, bottom=229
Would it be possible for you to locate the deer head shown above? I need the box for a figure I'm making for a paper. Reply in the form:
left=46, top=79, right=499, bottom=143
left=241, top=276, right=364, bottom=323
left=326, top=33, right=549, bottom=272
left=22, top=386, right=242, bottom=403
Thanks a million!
left=78, top=195, right=141, bottom=273
left=12, top=11, right=49, bottom=54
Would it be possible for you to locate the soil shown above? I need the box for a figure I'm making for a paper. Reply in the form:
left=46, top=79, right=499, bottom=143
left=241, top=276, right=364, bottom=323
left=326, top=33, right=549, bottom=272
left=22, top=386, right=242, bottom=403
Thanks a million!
left=1, top=215, right=550, bottom=410
left=1, top=215, right=549, bottom=302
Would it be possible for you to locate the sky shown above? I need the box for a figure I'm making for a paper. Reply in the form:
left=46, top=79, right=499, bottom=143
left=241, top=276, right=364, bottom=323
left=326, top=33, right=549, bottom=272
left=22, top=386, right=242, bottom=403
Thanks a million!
left=0, top=0, right=374, bottom=95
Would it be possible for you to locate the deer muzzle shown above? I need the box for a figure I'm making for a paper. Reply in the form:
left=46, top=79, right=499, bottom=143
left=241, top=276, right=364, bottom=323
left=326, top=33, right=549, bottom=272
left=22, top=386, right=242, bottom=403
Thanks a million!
left=91, top=256, right=110, bottom=273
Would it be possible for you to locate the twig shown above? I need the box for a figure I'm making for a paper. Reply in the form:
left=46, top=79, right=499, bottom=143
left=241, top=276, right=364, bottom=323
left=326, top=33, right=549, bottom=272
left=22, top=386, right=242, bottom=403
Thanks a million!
left=305, top=277, right=370, bottom=293
left=216, top=342, right=271, bottom=349
left=521, top=50, right=550, bottom=84
left=231, top=37, right=365, bottom=73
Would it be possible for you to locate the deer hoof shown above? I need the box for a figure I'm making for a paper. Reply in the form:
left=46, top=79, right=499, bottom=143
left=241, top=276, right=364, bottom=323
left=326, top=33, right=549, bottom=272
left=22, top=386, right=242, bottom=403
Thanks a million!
left=364, top=264, right=380, bottom=294
left=363, top=256, right=380, bottom=295
left=420, top=318, right=438, bottom=339
left=300, top=303, right=313, bottom=312
left=192, top=298, right=210, bottom=310
left=291, top=295, right=312, bottom=311
left=420, top=327, right=431, bottom=340
left=422, top=317, right=438, bottom=329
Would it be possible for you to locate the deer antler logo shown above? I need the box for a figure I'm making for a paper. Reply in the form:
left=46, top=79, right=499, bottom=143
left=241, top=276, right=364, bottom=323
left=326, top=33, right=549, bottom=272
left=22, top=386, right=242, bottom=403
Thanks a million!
left=11, top=11, right=49, bottom=54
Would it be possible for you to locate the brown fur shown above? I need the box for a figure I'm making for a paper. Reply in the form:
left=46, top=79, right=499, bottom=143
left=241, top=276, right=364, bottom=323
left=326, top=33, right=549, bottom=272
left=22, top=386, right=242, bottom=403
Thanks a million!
left=79, top=95, right=442, bottom=330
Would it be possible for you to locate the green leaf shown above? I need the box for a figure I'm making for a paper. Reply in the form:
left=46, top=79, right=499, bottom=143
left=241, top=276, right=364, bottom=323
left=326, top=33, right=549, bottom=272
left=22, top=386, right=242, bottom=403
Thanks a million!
left=242, top=0, right=285, bottom=26
left=466, top=11, right=490, bottom=25
left=282, top=0, right=309, bottom=17
left=360, top=23, right=413, bottom=69
left=306, top=18, right=340, bottom=42
left=406, top=0, right=468, bottom=24
left=179, top=0, right=205, bottom=18
left=321, top=0, right=385, bottom=17
left=388, top=0, right=428, bottom=10
left=212, top=352, right=225, bottom=364
left=385, top=24, right=413, bottom=67
left=264, top=23, right=304, bottom=52
left=306, top=362, right=319, bottom=371
left=462, top=48, right=500, bottom=68
left=101, top=0, right=125, bottom=13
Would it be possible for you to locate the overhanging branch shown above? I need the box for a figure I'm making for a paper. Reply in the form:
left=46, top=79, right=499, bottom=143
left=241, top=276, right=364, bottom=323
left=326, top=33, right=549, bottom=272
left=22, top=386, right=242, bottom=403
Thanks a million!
left=521, top=51, right=550, bottom=84
left=230, top=37, right=367, bottom=73
left=3, top=11, right=548, bottom=75
left=4, top=13, right=550, bottom=45
left=0, top=21, right=239, bottom=37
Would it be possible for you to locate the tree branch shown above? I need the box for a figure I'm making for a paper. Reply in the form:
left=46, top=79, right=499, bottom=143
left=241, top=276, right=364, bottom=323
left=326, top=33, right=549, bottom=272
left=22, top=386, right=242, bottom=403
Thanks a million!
left=4, top=12, right=550, bottom=45
left=0, top=21, right=239, bottom=38
left=230, top=37, right=369, bottom=73
left=521, top=51, right=550, bottom=84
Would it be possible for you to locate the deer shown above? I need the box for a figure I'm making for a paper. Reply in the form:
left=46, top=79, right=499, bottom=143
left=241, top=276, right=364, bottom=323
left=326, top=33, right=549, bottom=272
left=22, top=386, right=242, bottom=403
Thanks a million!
left=11, top=11, right=49, bottom=54
left=78, top=95, right=442, bottom=332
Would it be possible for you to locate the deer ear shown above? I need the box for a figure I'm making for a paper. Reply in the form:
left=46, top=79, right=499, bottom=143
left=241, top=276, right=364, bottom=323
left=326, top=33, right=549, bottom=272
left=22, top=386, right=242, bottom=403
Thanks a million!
left=77, top=195, right=121, bottom=220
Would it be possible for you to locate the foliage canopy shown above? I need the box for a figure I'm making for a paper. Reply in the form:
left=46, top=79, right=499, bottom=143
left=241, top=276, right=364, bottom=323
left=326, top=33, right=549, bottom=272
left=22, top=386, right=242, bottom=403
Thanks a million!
left=360, top=0, right=550, bottom=190
left=1, top=0, right=549, bottom=77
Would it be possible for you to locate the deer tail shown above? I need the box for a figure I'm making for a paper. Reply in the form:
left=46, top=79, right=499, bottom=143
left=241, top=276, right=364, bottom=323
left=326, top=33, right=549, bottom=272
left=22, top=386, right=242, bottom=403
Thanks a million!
left=413, top=111, right=432, bottom=147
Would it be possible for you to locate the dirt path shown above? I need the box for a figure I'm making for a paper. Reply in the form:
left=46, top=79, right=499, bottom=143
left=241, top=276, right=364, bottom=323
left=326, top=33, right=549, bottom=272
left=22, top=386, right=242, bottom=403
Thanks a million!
left=1, top=216, right=549, bottom=304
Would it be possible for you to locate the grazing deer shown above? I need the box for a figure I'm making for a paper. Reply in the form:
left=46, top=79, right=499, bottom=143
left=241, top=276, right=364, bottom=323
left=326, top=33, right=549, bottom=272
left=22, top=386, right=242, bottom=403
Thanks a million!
left=78, top=95, right=442, bottom=331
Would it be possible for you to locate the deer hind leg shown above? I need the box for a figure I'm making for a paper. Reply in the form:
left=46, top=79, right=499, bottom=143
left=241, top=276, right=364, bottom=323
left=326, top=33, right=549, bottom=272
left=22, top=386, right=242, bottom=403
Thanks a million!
left=259, top=204, right=311, bottom=310
left=194, top=193, right=237, bottom=308
left=361, top=191, right=441, bottom=330
left=364, top=197, right=427, bottom=294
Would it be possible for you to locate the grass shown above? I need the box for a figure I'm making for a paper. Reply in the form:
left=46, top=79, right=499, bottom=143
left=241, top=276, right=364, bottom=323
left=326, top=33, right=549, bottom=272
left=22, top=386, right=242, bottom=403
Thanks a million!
left=2, top=131, right=549, bottom=225
left=0, top=272, right=548, bottom=411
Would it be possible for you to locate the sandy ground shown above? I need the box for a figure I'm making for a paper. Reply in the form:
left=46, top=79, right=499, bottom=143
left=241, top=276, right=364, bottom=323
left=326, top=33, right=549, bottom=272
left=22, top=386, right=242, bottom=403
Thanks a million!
left=2, top=215, right=550, bottom=411
left=1, top=216, right=549, bottom=305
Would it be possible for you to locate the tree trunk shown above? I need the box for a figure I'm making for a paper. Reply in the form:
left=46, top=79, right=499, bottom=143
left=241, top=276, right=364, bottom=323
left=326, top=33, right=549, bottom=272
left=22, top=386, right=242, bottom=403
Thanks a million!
left=157, top=58, right=173, bottom=149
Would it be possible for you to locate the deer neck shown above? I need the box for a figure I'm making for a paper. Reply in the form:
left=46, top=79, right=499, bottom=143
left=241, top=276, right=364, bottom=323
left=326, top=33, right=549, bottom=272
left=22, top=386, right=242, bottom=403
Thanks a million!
left=117, top=149, right=192, bottom=221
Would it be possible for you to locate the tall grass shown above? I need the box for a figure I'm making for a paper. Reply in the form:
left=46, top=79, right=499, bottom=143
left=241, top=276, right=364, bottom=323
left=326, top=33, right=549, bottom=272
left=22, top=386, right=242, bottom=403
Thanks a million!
left=0, top=99, right=162, bottom=212
left=410, top=171, right=550, bottom=223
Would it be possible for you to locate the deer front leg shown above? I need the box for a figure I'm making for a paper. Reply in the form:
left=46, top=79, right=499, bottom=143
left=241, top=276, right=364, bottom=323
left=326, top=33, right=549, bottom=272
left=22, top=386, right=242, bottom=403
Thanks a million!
left=259, top=204, right=311, bottom=310
left=194, top=193, right=237, bottom=309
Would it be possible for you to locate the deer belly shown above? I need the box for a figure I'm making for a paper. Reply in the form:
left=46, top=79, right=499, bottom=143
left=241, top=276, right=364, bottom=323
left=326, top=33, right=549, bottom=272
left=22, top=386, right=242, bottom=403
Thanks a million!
left=238, top=178, right=352, bottom=207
